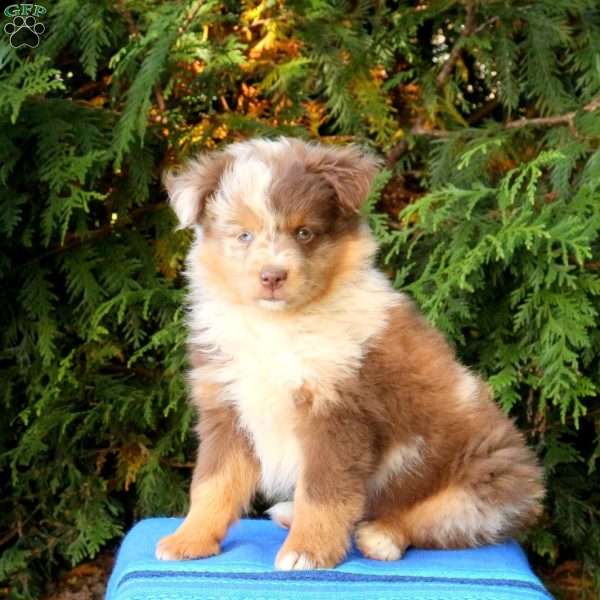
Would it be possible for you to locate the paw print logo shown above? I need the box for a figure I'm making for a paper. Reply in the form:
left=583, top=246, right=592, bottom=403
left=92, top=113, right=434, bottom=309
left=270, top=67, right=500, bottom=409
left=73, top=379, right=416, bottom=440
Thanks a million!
left=4, top=15, right=45, bottom=48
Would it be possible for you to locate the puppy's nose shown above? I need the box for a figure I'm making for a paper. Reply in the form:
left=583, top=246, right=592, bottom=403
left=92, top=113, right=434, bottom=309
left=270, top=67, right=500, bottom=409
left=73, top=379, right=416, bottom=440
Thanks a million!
left=260, top=266, right=288, bottom=290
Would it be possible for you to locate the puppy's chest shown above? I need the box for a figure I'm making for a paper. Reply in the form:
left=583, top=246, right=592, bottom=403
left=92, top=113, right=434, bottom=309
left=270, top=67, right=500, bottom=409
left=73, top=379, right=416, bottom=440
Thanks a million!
left=233, top=373, right=300, bottom=501
left=207, top=317, right=367, bottom=499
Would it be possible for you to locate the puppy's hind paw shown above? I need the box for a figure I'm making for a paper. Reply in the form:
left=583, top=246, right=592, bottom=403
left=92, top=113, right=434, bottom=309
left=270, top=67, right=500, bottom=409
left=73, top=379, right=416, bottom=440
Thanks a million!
left=266, top=501, right=294, bottom=529
left=355, top=521, right=407, bottom=561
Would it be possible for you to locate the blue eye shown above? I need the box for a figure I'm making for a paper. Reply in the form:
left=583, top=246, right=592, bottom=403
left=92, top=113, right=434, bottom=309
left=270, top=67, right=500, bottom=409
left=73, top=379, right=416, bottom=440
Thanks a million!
left=296, top=227, right=314, bottom=242
left=237, top=231, right=254, bottom=243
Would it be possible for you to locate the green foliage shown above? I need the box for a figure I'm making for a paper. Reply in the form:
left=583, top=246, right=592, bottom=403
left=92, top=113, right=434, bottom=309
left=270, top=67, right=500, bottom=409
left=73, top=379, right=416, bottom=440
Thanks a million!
left=1, top=1, right=599, bottom=598
left=374, top=155, right=600, bottom=590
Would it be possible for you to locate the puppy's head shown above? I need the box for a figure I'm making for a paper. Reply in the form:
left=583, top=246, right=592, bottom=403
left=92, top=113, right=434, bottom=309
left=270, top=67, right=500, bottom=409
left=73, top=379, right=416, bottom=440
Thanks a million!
left=164, top=137, right=380, bottom=311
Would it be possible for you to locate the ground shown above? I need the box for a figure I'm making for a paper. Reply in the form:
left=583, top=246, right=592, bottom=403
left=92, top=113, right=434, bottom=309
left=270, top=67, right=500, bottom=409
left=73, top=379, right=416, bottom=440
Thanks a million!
left=43, top=555, right=112, bottom=600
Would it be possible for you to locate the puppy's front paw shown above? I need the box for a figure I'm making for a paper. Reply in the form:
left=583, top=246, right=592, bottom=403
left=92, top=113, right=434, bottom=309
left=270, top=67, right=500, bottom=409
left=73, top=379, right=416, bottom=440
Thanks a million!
left=155, top=530, right=220, bottom=561
left=275, top=549, right=318, bottom=570
left=274, top=537, right=345, bottom=570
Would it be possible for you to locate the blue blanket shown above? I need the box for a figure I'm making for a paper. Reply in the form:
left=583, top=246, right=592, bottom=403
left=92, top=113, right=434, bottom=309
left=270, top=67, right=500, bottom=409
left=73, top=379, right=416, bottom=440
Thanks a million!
left=106, top=518, right=552, bottom=599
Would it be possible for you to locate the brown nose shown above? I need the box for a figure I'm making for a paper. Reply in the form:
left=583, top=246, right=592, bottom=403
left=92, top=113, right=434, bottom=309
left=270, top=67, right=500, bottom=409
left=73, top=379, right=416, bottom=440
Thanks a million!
left=260, top=266, right=288, bottom=290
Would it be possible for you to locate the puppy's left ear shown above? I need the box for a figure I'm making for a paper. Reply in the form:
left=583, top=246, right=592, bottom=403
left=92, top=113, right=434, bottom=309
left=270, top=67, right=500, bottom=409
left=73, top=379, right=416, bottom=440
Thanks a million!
left=162, top=150, right=232, bottom=229
left=302, top=143, right=382, bottom=213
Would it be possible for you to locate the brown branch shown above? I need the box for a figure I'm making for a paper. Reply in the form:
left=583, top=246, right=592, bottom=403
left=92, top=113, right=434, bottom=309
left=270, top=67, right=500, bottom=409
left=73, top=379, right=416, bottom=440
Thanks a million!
left=467, top=98, right=500, bottom=125
left=102, top=365, right=165, bottom=378
left=385, top=140, right=409, bottom=168
left=161, top=459, right=195, bottom=469
left=505, top=95, right=600, bottom=131
left=436, top=0, right=477, bottom=89
left=0, top=528, right=18, bottom=546
left=385, top=124, right=451, bottom=165
left=23, top=202, right=169, bottom=266
left=410, top=125, right=452, bottom=138
left=115, top=0, right=140, bottom=36
left=473, top=15, right=499, bottom=36
left=386, top=94, right=600, bottom=164
left=154, top=86, right=166, bottom=113
left=181, top=0, right=205, bottom=32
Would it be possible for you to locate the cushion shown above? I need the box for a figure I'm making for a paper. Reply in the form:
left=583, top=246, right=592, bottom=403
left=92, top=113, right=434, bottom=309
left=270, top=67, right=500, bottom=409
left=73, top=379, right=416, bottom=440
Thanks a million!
left=106, top=518, right=552, bottom=600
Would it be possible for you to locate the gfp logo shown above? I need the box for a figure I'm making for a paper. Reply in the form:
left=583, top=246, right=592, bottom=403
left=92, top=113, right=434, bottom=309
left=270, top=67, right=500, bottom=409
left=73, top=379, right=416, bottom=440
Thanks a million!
left=4, top=4, right=47, bottom=49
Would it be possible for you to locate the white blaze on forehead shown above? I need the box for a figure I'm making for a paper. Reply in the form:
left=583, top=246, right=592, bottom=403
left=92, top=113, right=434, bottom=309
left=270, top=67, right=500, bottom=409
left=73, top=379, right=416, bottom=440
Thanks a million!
left=228, top=138, right=291, bottom=162
left=213, top=157, right=276, bottom=232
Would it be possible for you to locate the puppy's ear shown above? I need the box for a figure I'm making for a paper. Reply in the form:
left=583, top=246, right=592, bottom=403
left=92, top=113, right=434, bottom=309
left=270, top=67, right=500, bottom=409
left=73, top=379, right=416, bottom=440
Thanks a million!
left=300, top=142, right=382, bottom=213
left=163, top=151, right=232, bottom=228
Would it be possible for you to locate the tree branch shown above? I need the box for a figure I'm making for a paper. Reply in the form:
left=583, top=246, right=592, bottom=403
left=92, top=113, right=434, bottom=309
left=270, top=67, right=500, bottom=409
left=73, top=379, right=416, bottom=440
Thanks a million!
left=160, top=459, right=195, bottom=469
left=181, top=0, right=204, bottom=32
left=436, top=0, right=477, bottom=89
left=385, top=140, right=409, bottom=168
left=505, top=95, right=600, bottom=130
left=467, top=98, right=500, bottom=125
left=23, top=202, right=169, bottom=266
left=385, top=95, right=600, bottom=165
left=115, top=0, right=140, bottom=36
left=154, top=86, right=166, bottom=112
left=0, top=528, right=18, bottom=547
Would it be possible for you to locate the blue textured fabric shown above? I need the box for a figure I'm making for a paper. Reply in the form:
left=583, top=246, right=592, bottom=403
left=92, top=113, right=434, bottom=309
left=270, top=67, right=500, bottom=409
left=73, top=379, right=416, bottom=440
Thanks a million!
left=106, top=518, right=552, bottom=600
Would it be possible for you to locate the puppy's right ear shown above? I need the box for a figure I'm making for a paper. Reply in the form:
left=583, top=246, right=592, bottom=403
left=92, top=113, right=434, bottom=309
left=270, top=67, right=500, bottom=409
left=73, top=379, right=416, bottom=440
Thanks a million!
left=162, top=151, right=232, bottom=228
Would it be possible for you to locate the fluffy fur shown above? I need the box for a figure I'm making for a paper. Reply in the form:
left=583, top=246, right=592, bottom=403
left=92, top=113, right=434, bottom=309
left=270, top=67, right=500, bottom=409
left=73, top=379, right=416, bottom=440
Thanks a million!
left=155, top=137, right=544, bottom=569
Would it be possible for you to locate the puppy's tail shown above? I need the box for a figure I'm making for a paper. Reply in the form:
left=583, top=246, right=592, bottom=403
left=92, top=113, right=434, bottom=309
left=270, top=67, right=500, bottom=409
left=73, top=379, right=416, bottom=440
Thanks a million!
left=451, top=399, right=545, bottom=541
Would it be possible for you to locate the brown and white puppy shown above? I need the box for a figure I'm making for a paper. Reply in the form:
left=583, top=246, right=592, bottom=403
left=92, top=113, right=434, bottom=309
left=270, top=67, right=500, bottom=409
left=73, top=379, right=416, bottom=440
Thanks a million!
left=155, top=137, right=544, bottom=570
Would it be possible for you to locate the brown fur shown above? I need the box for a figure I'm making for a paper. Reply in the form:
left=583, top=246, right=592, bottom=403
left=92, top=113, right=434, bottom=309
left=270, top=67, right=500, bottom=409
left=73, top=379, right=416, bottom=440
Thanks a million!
left=157, top=137, right=545, bottom=568
left=163, top=151, right=233, bottom=227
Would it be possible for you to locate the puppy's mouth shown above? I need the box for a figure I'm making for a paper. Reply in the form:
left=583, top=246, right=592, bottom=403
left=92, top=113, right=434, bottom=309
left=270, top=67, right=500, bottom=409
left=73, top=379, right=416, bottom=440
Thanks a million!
left=256, top=291, right=289, bottom=310
left=257, top=298, right=288, bottom=310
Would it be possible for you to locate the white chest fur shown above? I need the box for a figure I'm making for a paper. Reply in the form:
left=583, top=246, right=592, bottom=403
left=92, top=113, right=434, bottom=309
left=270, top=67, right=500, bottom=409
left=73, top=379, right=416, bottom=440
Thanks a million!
left=188, top=267, right=399, bottom=500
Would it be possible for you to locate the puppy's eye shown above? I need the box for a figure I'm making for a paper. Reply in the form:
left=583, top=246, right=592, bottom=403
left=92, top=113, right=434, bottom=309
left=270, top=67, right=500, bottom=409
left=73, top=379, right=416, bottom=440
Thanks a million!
left=296, top=227, right=314, bottom=242
left=237, top=231, right=254, bottom=243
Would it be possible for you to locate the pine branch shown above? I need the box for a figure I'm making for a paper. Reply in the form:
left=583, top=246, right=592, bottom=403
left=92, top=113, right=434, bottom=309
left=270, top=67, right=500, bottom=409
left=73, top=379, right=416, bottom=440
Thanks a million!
left=116, top=2, right=168, bottom=124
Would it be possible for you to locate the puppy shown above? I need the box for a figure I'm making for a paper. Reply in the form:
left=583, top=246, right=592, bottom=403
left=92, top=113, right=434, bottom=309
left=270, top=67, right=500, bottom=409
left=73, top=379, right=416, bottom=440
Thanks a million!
left=155, top=137, right=544, bottom=570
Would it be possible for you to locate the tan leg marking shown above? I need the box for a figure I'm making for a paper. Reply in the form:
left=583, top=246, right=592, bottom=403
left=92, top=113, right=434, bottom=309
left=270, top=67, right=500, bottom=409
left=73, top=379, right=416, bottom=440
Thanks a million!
left=156, top=440, right=259, bottom=560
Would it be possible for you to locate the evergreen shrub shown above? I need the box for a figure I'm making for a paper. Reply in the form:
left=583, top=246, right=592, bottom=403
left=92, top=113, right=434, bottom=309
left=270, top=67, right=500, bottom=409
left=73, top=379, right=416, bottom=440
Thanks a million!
left=0, top=1, right=598, bottom=597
